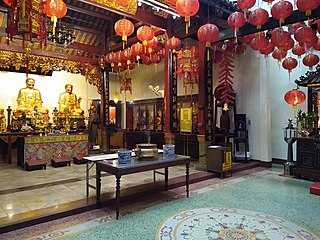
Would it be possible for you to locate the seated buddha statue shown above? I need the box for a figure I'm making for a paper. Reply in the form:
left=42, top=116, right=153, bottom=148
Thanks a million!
left=16, top=78, right=49, bottom=119
left=58, top=84, right=84, bottom=118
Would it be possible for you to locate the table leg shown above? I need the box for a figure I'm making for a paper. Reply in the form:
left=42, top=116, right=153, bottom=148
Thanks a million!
left=186, top=162, right=190, bottom=198
left=115, top=175, right=121, bottom=220
left=164, top=167, right=169, bottom=191
left=96, top=167, right=101, bottom=208
left=86, top=161, right=89, bottom=198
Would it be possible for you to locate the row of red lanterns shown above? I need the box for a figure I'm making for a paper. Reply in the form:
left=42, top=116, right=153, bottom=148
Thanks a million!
left=228, top=0, right=319, bottom=42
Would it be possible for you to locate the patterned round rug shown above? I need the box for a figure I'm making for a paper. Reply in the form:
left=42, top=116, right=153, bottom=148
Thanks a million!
left=156, top=207, right=318, bottom=240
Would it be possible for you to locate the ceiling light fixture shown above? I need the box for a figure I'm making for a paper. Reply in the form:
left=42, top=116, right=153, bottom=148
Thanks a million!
left=47, top=21, right=76, bottom=48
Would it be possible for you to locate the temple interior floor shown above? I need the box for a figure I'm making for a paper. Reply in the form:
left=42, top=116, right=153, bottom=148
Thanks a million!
left=0, top=150, right=262, bottom=234
left=0, top=160, right=202, bottom=219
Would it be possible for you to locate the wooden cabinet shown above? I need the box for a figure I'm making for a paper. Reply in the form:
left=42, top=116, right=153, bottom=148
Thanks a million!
left=126, top=98, right=164, bottom=132
left=207, top=146, right=232, bottom=179
left=292, top=137, right=320, bottom=181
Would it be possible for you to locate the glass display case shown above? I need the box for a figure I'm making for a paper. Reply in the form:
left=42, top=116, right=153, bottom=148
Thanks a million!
left=127, top=98, right=164, bottom=132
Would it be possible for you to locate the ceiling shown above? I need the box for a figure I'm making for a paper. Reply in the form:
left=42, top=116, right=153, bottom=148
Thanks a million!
left=0, top=0, right=318, bottom=66
left=0, top=0, right=238, bottom=64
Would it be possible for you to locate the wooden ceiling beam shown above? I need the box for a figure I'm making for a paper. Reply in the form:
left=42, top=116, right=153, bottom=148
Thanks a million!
left=78, top=0, right=167, bottom=29
left=0, top=44, right=98, bottom=64
left=67, top=5, right=114, bottom=21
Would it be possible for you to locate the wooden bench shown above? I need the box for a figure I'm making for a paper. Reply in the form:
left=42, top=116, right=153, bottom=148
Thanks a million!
left=73, top=155, right=87, bottom=164
left=51, top=157, right=71, bottom=167
left=25, top=160, right=47, bottom=171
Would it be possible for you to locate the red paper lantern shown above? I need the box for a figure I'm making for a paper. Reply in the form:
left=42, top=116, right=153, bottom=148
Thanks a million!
left=114, top=51, right=123, bottom=67
left=294, top=26, right=317, bottom=52
left=159, top=48, right=166, bottom=58
left=114, top=19, right=134, bottom=48
left=284, top=89, right=306, bottom=109
left=249, top=8, right=269, bottom=30
left=147, top=36, right=159, bottom=50
left=131, top=42, right=144, bottom=61
left=272, top=48, right=287, bottom=61
left=250, top=33, right=269, bottom=51
left=142, top=46, right=154, bottom=56
left=167, top=37, right=181, bottom=53
left=292, top=44, right=306, bottom=57
left=282, top=38, right=294, bottom=51
left=271, top=1, right=293, bottom=27
left=150, top=53, right=161, bottom=64
left=282, top=57, right=298, bottom=78
left=121, top=47, right=133, bottom=68
left=137, top=26, right=154, bottom=47
left=237, top=0, right=256, bottom=14
left=303, top=54, right=319, bottom=69
left=45, top=0, right=67, bottom=34
left=175, top=0, right=200, bottom=34
left=227, top=12, right=245, bottom=41
left=260, top=42, right=274, bottom=56
left=294, top=26, right=316, bottom=43
left=197, top=23, right=220, bottom=47
left=142, top=56, right=151, bottom=65
left=298, top=36, right=317, bottom=49
left=314, top=38, right=320, bottom=51
left=271, top=28, right=291, bottom=49
left=106, top=52, right=116, bottom=68
left=287, top=21, right=306, bottom=34
left=240, top=34, right=255, bottom=45
left=296, top=0, right=320, bottom=17
left=262, top=0, right=275, bottom=4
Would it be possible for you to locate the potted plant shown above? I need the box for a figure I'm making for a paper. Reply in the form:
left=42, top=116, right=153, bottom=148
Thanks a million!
left=296, top=109, right=317, bottom=136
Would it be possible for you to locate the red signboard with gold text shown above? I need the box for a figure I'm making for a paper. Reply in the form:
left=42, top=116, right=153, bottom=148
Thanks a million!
left=86, top=0, right=137, bottom=15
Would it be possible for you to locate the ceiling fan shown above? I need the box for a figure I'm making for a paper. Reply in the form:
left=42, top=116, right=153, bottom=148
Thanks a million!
left=148, top=84, right=164, bottom=97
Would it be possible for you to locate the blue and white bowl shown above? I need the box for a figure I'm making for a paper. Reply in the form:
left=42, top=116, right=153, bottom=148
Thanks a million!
left=118, top=150, right=132, bottom=164
left=163, top=144, right=175, bottom=157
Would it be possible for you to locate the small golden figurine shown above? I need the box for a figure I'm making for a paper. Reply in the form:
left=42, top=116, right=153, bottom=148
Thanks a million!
left=0, top=109, right=6, bottom=132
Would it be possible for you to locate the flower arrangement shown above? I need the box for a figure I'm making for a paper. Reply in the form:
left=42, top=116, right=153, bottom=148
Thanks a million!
left=296, top=110, right=317, bottom=136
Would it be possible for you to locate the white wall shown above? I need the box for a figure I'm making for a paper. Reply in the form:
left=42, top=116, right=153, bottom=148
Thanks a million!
left=109, top=60, right=198, bottom=103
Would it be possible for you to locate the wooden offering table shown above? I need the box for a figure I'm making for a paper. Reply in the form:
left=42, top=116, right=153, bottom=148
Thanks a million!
left=0, top=132, right=28, bottom=164
left=17, top=133, right=88, bottom=169
left=292, top=137, right=320, bottom=181
left=96, top=154, right=192, bottom=219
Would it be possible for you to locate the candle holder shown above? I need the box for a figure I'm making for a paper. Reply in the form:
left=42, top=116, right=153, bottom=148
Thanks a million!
left=283, top=118, right=297, bottom=176
left=7, top=106, right=12, bottom=132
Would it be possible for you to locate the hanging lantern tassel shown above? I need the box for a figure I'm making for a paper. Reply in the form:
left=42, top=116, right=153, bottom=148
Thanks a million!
left=137, top=56, right=140, bottom=66
left=122, top=35, right=127, bottom=49
left=51, top=15, right=57, bottom=35
left=206, top=42, right=210, bottom=61
left=22, top=0, right=26, bottom=17
left=185, top=16, right=190, bottom=35
left=234, top=28, right=238, bottom=43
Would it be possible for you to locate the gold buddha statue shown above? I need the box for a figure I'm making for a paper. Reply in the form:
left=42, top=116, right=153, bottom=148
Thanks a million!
left=16, top=78, right=49, bottom=119
left=58, top=84, right=84, bottom=118
left=0, top=109, right=6, bottom=132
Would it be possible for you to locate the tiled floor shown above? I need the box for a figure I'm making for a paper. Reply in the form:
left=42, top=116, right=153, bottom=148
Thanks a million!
left=0, top=160, right=200, bottom=219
